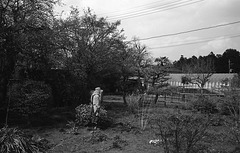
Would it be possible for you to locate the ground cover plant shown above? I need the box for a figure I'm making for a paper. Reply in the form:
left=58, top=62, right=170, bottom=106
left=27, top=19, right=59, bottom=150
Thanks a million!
left=0, top=126, right=51, bottom=153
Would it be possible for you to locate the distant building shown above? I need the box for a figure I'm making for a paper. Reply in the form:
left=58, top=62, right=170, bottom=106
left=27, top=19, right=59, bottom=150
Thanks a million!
left=167, top=73, right=237, bottom=89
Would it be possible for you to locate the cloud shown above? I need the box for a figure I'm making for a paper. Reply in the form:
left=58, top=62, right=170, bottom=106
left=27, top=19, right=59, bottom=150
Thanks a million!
left=199, top=37, right=237, bottom=56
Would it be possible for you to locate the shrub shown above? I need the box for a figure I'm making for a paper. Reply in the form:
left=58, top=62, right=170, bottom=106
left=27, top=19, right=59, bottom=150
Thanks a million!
left=191, top=96, right=218, bottom=114
left=217, top=81, right=240, bottom=148
left=217, top=90, right=240, bottom=116
left=75, top=104, right=92, bottom=126
left=75, top=104, right=110, bottom=128
left=152, top=112, right=212, bottom=153
left=9, top=80, right=51, bottom=121
left=66, top=121, right=78, bottom=134
left=0, top=126, right=39, bottom=153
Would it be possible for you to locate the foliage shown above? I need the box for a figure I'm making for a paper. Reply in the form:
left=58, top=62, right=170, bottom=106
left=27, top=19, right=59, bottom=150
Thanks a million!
left=217, top=97, right=240, bottom=116
left=230, top=73, right=240, bottom=88
left=9, top=80, right=51, bottom=121
left=0, top=0, right=58, bottom=104
left=174, top=49, right=240, bottom=73
left=144, top=57, right=171, bottom=103
left=216, top=49, right=240, bottom=73
left=66, top=121, right=78, bottom=134
left=152, top=112, right=212, bottom=153
left=191, top=96, right=218, bottom=114
left=45, top=69, right=88, bottom=107
left=75, top=104, right=109, bottom=127
left=0, top=126, right=43, bottom=153
left=75, top=104, right=92, bottom=126
left=55, top=8, right=126, bottom=90
left=144, top=57, right=171, bottom=87
left=217, top=86, right=240, bottom=118
left=181, top=76, right=191, bottom=85
left=117, top=38, right=150, bottom=104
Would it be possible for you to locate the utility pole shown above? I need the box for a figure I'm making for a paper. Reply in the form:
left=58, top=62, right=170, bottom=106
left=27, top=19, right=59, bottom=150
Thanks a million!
left=228, top=59, right=232, bottom=73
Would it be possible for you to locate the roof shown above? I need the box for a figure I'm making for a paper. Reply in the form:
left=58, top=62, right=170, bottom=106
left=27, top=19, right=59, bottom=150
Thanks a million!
left=167, top=73, right=237, bottom=83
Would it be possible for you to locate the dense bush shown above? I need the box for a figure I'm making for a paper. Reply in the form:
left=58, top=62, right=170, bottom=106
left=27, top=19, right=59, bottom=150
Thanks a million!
left=9, top=80, right=51, bottom=121
left=0, top=126, right=47, bottom=153
left=45, top=70, right=89, bottom=107
left=75, top=104, right=92, bottom=126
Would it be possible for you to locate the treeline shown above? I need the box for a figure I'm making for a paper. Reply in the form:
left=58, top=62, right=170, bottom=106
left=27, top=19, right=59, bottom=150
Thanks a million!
left=173, top=49, right=240, bottom=73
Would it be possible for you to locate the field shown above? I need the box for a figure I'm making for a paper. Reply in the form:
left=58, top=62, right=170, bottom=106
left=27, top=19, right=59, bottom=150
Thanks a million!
left=12, top=95, right=240, bottom=153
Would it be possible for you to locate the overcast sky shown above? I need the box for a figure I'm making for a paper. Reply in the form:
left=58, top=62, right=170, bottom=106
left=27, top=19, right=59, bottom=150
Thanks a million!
left=54, top=0, right=240, bottom=61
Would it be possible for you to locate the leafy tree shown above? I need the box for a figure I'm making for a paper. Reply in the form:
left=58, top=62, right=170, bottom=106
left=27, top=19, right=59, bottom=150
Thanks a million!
left=145, top=57, right=171, bottom=103
left=0, top=0, right=58, bottom=104
left=116, top=45, right=136, bottom=104
left=115, top=38, right=150, bottom=105
left=55, top=8, right=126, bottom=91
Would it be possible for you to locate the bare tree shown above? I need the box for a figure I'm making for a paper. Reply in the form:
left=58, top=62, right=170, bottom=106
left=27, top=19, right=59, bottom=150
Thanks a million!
left=183, top=57, right=215, bottom=94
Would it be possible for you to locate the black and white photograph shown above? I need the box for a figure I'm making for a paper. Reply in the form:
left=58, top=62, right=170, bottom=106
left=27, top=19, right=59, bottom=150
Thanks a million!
left=1, top=0, right=240, bottom=152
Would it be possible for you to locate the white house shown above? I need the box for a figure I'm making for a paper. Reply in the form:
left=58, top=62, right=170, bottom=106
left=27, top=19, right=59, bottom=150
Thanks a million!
left=167, top=73, right=237, bottom=89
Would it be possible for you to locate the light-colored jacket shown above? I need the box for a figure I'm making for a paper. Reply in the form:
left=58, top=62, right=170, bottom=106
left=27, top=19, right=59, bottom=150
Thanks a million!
left=91, top=91, right=101, bottom=114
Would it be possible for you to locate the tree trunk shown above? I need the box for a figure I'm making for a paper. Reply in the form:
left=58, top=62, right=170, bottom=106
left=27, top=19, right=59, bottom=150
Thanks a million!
left=0, top=35, right=19, bottom=105
left=0, top=79, right=8, bottom=105
left=154, top=93, right=159, bottom=104
left=123, top=91, right=127, bottom=105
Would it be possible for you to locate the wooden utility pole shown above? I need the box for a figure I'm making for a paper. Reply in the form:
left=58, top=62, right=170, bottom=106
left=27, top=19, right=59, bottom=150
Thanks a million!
left=228, top=59, right=232, bottom=73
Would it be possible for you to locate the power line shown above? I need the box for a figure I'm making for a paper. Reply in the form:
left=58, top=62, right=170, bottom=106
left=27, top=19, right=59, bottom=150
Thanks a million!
left=137, top=20, right=240, bottom=41
left=98, top=0, right=170, bottom=16
left=148, top=33, right=240, bottom=49
left=107, top=0, right=190, bottom=19
left=108, top=0, right=203, bottom=21
left=108, top=0, right=204, bottom=21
